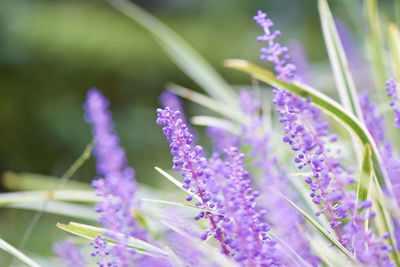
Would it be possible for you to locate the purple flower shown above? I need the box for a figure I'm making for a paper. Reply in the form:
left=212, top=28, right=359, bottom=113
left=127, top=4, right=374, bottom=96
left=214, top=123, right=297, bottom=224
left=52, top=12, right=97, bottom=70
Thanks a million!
left=386, top=77, right=400, bottom=128
left=53, top=240, right=86, bottom=267
left=84, top=88, right=146, bottom=266
left=239, top=89, right=320, bottom=266
left=255, top=10, right=393, bottom=264
left=90, top=235, right=114, bottom=267
left=156, top=107, right=230, bottom=255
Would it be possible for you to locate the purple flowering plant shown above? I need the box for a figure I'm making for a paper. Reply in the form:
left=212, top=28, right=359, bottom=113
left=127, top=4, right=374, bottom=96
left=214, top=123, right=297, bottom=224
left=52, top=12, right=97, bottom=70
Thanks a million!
left=4, top=0, right=400, bottom=266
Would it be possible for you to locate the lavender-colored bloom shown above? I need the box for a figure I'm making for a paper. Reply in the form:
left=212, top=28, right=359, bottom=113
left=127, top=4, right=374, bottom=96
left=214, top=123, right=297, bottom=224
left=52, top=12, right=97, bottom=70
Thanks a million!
left=386, top=77, right=400, bottom=128
left=159, top=91, right=183, bottom=112
left=90, top=235, right=114, bottom=267
left=53, top=240, right=86, bottom=267
left=239, top=90, right=320, bottom=266
left=85, top=88, right=145, bottom=266
left=156, top=107, right=230, bottom=255
left=216, top=147, right=280, bottom=266
left=255, top=10, right=393, bottom=264
left=254, top=10, right=297, bottom=82
left=206, top=126, right=239, bottom=154
left=359, top=92, right=385, bottom=145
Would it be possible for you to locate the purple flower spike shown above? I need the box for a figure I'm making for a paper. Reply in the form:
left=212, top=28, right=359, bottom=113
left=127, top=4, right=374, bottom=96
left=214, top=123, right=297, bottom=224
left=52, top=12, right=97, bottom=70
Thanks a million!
left=386, top=77, right=400, bottom=128
left=255, top=10, right=393, bottom=265
left=254, top=10, right=297, bottom=82
left=85, top=88, right=146, bottom=266
left=53, top=240, right=86, bottom=267
left=90, top=235, right=114, bottom=267
left=156, top=107, right=230, bottom=255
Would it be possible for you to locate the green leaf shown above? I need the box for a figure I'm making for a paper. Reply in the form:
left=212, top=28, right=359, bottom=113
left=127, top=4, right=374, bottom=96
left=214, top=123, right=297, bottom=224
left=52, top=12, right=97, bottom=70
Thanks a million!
left=141, top=198, right=221, bottom=215
left=388, top=23, right=400, bottom=80
left=167, top=83, right=243, bottom=123
left=365, top=0, right=386, bottom=89
left=191, top=116, right=240, bottom=134
left=6, top=201, right=97, bottom=221
left=164, top=246, right=185, bottom=267
left=278, top=193, right=359, bottom=264
left=154, top=166, right=201, bottom=202
left=105, top=0, right=237, bottom=105
left=57, top=222, right=167, bottom=257
left=318, top=0, right=363, bottom=120
left=0, top=239, right=41, bottom=267
left=355, top=144, right=373, bottom=209
left=1, top=172, right=92, bottom=191
left=0, top=190, right=99, bottom=206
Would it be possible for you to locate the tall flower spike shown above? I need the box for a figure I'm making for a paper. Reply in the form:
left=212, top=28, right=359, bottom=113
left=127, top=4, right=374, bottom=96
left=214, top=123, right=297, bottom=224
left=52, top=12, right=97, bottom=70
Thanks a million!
left=53, top=240, right=86, bottom=267
left=255, top=10, right=393, bottom=265
left=85, top=88, right=145, bottom=266
left=239, top=90, right=320, bottom=266
left=156, top=107, right=230, bottom=255
left=386, top=77, right=400, bottom=128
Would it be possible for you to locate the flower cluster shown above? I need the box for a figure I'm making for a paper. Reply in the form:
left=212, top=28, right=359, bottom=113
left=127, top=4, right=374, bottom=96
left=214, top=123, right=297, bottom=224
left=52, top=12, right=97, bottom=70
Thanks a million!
left=84, top=88, right=145, bottom=266
left=52, top=240, right=86, bottom=267
left=255, top=10, right=393, bottom=265
left=386, top=77, right=400, bottom=128
left=90, top=235, right=113, bottom=267
left=156, top=107, right=230, bottom=255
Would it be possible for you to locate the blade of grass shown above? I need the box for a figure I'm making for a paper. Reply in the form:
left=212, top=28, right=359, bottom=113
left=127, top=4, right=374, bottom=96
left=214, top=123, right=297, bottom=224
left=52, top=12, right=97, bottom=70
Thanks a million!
left=167, top=83, right=243, bottom=123
left=1, top=172, right=92, bottom=191
left=154, top=166, right=201, bottom=202
left=278, top=192, right=359, bottom=264
left=355, top=144, right=373, bottom=229
left=7, top=201, right=98, bottom=221
left=318, top=0, right=364, bottom=120
left=0, top=239, right=41, bottom=267
left=105, top=0, right=237, bottom=105
left=191, top=116, right=240, bottom=134
left=365, top=0, right=386, bottom=91
left=164, top=246, right=185, bottom=267
left=57, top=222, right=167, bottom=257
left=388, top=23, right=400, bottom=79
left=141, top=198, right=221, bottom=215
left=0, top=190, right=99, bottom=206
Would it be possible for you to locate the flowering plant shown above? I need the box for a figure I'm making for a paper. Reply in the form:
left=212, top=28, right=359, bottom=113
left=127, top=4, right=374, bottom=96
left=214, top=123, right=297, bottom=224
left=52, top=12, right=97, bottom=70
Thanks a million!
left=2, top=0, right=400, bottom=266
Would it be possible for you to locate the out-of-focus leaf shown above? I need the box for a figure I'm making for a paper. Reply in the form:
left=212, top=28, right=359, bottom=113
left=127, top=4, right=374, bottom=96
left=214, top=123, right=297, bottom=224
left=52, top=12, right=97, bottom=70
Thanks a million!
left=0, top=239, right=41, bottom=267
left=106, top=0, right=237, bottom=105
left=191, top=116, right=240, bottom=134
left=278, top=193, right=359, bottom=264
left=318, top=0, right=363, bottom=120
left=154, top=167, right=201, bottom=202
left=167, top=83, right=243, bottom=123
left=164, top=246, right=185, bottom=267
left=6, top=201, right=97, bottom=221
left=141, top=198, right=221, bottom=215
left=365, top=0, right=386, bottom=92
left=57, top=222, right=167, bottom=257
left=355, top=144, right=373, bottom=229
left=388, top=23, right=400, bottom=80
left=1, top=172, right=92, bottom=191
left=0, top=190, right=99, bottom=205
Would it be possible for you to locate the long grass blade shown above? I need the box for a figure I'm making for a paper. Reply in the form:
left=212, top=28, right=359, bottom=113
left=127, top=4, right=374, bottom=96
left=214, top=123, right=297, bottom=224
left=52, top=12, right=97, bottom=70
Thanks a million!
left=278, top=193, right=359, bottom=264
left=57, top=222, right=167, bottom=257
left=0, top=239, right=41, bottom=267
left=318, top=0, right=363, bottom=120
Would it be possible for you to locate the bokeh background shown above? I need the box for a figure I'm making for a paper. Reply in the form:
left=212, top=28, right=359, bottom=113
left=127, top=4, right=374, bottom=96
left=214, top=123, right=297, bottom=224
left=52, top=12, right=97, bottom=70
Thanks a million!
left=0, top=0, right=397, bottom=265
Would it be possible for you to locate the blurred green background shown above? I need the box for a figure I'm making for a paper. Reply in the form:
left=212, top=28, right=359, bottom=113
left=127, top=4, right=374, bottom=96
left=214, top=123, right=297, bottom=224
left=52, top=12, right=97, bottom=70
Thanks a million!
left=0, top=0, right=397, bottom=265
